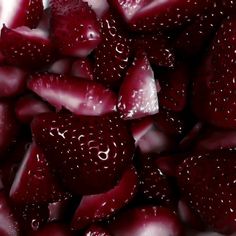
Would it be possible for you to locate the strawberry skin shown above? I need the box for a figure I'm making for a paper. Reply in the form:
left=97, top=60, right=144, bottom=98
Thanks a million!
left=31, top=112, right=135, bottom=195
left=178, top=151, right=236, bottom=234
left=50, top=0, right=101, bottom=57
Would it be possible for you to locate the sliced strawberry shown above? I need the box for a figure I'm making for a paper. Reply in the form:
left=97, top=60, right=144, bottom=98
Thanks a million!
left=84, top=224, right=111, bottom=236
left=28, top=73, right=117, bottom=116
left=108, top=206, right=184, bottom=236
left=0, top=0, right=43, bottom=28
left=48, top=58, right=72, bottom=75
left=118, top=52, right=159, bottom=120
left=71, top=167, right=137, bottom=230
left=50, top=0, right=101, bottom=57
left=71, top=59, right=94, bottom=80
left=10, top=143, right=67, bottom=204
left=108, top=0, right=213, bottom=32
left=1, top=25, right=55, bottom=69
left=158, top=64, right=189, bottom=112
left=178, top=151, right=236, bottom=234
left=0, top=66, right=27, bottom=97
left=0, top=191, right=20, bottom=236
left=83, top=0, right=109, bottom=18
left=31, top=224, right=72, bottom=236
left=135, top=33, right=175, bottom=67
left=93, top=12, right=132, bottom=88
left=15, top=95, right=51, bottom=123
left=31, top=112, right=135, bottom=195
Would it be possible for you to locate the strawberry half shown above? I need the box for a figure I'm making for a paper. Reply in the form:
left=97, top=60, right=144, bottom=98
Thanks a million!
left=31, top=112, right=135, bottom=195
left=10, top=143, right=67, bottom=204
left=71, top=167, right=137, bottom=230
left=178, top=151, right=236, bottom=234
left=50, top=0, right=101, bottom=57
left=0, top=0, right=43, bottom=28
left=118, top=52, right=159, bottom=120
left=28, top=73, right=117, bottom=116
left=1, top=25, right=55, bottom=69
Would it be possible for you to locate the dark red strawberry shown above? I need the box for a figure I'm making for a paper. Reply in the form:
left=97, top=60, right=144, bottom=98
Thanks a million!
left=93, top=12, right=132, bottom=88
left=178, top=151, right=236, bottom=234
left=84, top=224, right=111, bottom=236
left=108, top=0, right=213, bottom=32
left=0, top=66, right=27, bottom=97
left=135, top=33, right=175, bottom=67
left=108, top=206, right=184, bottom=236
left=28, top=73, right=117, bottom=116
left=1, top=25, right=55, bottom=69
left=71, top=59, right=94, bottom=80
left=30, top=224, right=72, bottom=236
left=15, top=95, right=51, bottom=123
left=71, top=167, right=137, bottom=230
left=50, top=0, right=101, bottom=57
left=0, top=0, right=43, bottom=28
left=31, top=112, right=135, bottom=195
left=158, top=64, right=189, bottom=112
left=10, top=143, right=67, bottom=204
left=118, top=52, right=159, bottom=120
left=0, top=191, right=20, bottom=236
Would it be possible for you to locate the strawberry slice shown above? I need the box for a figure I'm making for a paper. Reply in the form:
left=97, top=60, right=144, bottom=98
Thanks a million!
left=0, top=0, right=43, bottom=28
left=93, top=12, right=132, bottom=88
left=31, top=112, right=135, bottom=195
left=84, top=224, right=111, bottom=236
left=10, top=143, right=67, bottom=204
left=28, top=73, right=117, bottom=116
left=108, top=0, right=213, bottom=32
left=1, top=25, right=55, bottom=69
left=31, top=224, right=72, bottom=236
left=71, top=167, right=138, bottom=230
left=178, top=151, right=236, bottom=234
left=48, top=58, right=72, bottom=75
left=0, top=66, right=27, bottom=97
left=0, top=191, right=20, bottom=235
left=71, top=59, right=94, bottom=80
left=118, top=52, right=159, bottom=120
left=83, top=0, right=109, bottom=18
left=108, top=206, right=184, bottom=236
left=50, top=0, right=101, bottom=57
left=158, top=64, right=189, bottom=112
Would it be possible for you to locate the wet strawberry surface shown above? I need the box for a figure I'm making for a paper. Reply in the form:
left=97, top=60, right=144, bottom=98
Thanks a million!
left=0, top=0, right=235, bottom=235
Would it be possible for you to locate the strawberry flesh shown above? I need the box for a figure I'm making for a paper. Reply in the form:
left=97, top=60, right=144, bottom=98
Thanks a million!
left=71, top=59, right=94, bottom=80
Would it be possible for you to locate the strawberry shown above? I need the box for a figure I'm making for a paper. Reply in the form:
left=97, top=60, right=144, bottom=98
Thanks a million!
left=83, top=0, right=109, bottom=18
left=71, top=58, right=94, bottom=80
left=178, top=151, right=236, bottom=234
left=108, top=0, right=213, bottom=32
left=108, top=206, right=184, bottom=236
left=0, top=0, right=43, bottom=28
left=31, top=112, right=135, bottom=195
left=118, top=52, right=159, bottom=120
left=93, top=12, right=132, bottom=88
left=50, top=0, right=101, bottom=57
left=31, top=224, right=72, bottom=236
left=28, top=73, right=117, bottom=116
left=10, top=143, right=67, bottom=204
left=158, top=64, right=189, bottom=112
left=71, top=167, right=137, bottom=230
left=84, top=224, right=111, bottom=236
left=1, top=25, right=55, bottom=69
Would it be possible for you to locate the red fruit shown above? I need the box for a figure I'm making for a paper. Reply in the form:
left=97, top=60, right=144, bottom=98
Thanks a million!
left=48, top=58, right=72, bottom=75
left=0, top=191, right=20, bottom=236
left=71, top=59, right=94, bottom=80
left=118, top=52, right=159, bottom=120
left=1, top=25, right=55, bottom=69
left=31, top=112, right=135, bottom=195
left=10, top=143, right=67, bottom=204
left=31, top=224, right=72, bottom=236
left=93, top=12, right=132, bottom=88
left=158, top=64, right=189, bottom=112
left=108, top=206, right=184, bottom=236
left=0, top=66, right=27, bottom=97
left=83, top=0, right=109, bottom=18
left=178, top=151, right=236, bottom=234
left=50, top=0, right=101, bottom=57
left=108, top=0, right=213, bottom=32
left=84, top=224, right=111, bottom=236
left=0, top=100, right=19, bottom=157
left=71, top=167, right=137, bottom=230
left=15, top=95, right=51, bottom=123
left=0, top=0, right=43, bottom=28
left=28, top=73, right=117, bottom=116
left=135, top=34, right=175, bottom=67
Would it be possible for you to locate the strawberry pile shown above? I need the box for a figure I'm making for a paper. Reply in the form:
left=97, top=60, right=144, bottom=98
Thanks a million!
left=0, top=0, right=235, bottom=235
